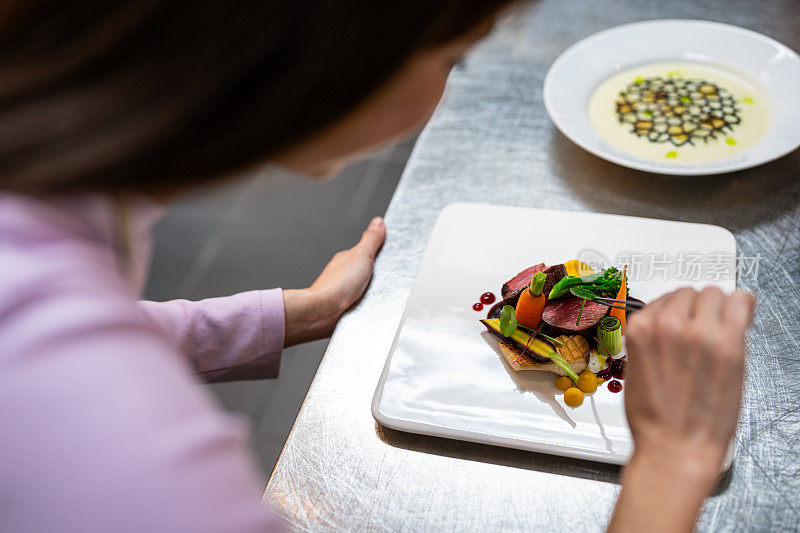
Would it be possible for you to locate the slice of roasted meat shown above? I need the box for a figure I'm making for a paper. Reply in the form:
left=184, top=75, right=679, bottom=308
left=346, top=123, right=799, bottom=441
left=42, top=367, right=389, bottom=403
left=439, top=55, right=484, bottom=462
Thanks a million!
left=541, top=296, right=610, bottom=337
left=499, top=263, right=567, bottom=308
left=501, top=263, right=546, bottom=302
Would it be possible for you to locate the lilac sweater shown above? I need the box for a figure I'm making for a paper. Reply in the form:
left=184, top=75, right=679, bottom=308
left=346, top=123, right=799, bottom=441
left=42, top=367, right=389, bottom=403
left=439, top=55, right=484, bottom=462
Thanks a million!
left=0, top=193, right=284, bottom=531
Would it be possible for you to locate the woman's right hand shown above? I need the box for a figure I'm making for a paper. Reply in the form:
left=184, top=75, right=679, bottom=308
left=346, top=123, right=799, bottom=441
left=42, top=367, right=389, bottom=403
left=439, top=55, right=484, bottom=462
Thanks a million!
left=626, top=286, right=755, bottom=475
left=609, top=287, right=755, bottom=533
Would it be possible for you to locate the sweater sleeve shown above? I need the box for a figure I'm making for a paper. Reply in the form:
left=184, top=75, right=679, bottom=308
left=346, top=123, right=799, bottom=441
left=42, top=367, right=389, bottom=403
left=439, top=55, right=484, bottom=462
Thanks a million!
left=0, top=264, right=284, bottom=532
left=139, top=288, right=286, bottom=382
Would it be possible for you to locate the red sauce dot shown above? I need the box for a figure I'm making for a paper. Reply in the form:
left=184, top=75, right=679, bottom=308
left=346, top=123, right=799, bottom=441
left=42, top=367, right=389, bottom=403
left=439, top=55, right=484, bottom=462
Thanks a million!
left=472, top=302, right=484, bottom=311
left=611, top=360, right=627, bottom=380
left=607, top=380, right=623, bottom=393
left=480, top=292, right=496, bottom=305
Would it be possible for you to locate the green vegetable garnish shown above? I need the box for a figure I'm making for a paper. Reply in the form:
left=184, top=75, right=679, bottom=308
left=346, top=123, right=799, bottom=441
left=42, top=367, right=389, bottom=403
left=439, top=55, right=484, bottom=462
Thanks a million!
left=634, top=76, right=645, bottom=84
left=499, top=305, right=517, bottom=337
left=483, top=318, right=578, bottom=382
left=548, top=277, right=585, bottom=299
left=548, top=267, right=625, bottom=300
left=529, top=271, right=547, bottom=296
left=597, top=316, right=622, bottom=357
left=579, top=271, right=606, bottom=283
left=535, top=331, right=564, bottom=346
left=576, top=298, right=586, bottom=326
left=680, top=95, right=691, bottom=104
left=517, top=325, right=565, bottom=346
left=547, top=349, right=580, bottom=382
left=569, top=286, right=597, bottom=300
left=570, top=285, right=597, bottom=326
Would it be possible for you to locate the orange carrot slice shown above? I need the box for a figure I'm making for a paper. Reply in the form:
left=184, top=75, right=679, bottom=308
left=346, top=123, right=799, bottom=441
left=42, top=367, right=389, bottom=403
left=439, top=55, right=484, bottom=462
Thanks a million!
left=609, top=267, right=627, bottom=334
left=515, top=289, right=545, bottom=330
left=515, top=272, right=547, bottom=330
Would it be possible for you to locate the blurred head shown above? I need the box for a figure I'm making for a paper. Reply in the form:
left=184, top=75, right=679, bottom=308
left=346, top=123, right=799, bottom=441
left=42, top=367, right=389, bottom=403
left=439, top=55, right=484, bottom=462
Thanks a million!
left=0, top=1, right=513, bottom=194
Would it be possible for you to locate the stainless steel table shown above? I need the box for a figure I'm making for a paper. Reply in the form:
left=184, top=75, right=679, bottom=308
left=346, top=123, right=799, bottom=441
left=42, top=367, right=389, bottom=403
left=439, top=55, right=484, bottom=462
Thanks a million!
left=264, top=1, right=800, bottom=530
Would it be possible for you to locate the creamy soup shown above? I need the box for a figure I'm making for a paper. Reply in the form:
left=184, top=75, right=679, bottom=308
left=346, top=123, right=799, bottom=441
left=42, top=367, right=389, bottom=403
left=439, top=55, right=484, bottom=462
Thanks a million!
left=588, top=62, right=771, bottom=163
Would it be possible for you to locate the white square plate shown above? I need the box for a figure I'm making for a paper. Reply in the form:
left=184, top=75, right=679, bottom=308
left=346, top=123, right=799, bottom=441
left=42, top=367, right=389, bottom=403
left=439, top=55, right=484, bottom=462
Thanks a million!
left=372, top=203, right=736, bottom=465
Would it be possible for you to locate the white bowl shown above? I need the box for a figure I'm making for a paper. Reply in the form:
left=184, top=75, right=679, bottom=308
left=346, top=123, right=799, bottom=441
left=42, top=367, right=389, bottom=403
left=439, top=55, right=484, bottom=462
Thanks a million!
left=543, top=20, right=800, bottom=176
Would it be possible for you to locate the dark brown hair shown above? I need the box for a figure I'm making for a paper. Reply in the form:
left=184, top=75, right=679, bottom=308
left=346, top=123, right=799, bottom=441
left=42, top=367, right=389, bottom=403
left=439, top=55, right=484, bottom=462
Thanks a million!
left=0, top=0, right=511, bottom=193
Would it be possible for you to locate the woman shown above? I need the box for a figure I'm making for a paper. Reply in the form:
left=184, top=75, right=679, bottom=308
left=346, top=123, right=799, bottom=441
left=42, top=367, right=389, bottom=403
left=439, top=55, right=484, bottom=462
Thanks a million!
left=0, top=1, right=755, bottom=531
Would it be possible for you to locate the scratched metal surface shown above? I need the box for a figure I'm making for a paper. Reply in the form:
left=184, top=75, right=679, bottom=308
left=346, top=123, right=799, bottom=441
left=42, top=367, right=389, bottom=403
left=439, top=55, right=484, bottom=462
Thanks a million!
left=264, top=1, right=800, bottom=530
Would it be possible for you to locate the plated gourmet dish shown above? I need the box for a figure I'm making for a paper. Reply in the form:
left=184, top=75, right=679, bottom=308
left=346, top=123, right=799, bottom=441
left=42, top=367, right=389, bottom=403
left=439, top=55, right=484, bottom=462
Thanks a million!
left=477, top=260, right=642, bottom=407
left=588, top=61, right=771, bottom=163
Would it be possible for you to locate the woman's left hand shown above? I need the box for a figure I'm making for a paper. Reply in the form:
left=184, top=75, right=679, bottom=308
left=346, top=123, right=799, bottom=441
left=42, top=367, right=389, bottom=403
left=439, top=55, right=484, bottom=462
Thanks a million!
left=283, top=217, right=386, bottom=346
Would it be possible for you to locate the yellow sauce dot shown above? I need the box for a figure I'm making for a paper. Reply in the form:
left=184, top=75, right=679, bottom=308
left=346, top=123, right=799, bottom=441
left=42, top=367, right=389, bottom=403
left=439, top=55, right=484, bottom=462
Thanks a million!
left=555, top=376, right=573, bottom=391
left=577, top=371, right=598, bottom=393
left=726, top=137, right=737, bottom=146
left=741, top=96, right=754, bottom=104
left=666, top=151, right=678, bottom=159
left=564, top=387, right=584, bottom=407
